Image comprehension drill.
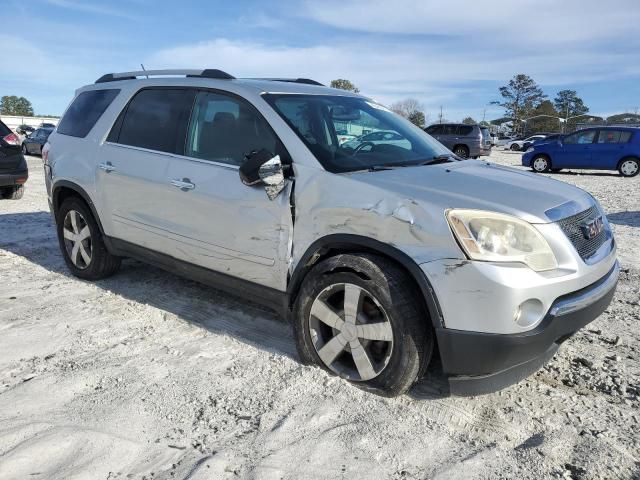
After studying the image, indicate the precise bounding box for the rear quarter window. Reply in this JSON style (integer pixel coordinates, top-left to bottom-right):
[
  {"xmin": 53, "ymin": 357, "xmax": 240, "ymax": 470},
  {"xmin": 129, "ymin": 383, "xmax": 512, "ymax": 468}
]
[
  {"xmin": 457, "ymin": 125, "xmax": 474, "ymax": 135},
  {"xmin": 57, "ymin": 89, "xmax": 120, "ymax": 138}
]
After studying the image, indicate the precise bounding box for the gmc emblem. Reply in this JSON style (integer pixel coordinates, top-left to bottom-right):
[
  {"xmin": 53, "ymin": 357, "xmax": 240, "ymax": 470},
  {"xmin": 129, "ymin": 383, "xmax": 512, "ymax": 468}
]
[{"xmin": 580, "ymin": 216, "xmax": 604, "ymax": 240}]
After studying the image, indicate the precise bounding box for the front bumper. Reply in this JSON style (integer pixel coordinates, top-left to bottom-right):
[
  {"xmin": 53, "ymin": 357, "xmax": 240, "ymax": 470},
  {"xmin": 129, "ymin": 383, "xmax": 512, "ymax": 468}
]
[
  {"xmin": 434, "ymin": 260, "xmax": 619, "ymax": 395},
  {"xmin": 521, "ymin": 151, "xmax": 534, "ymax": 166},
  {"xmin": 0, "ymin": 170, "xmax": 28, "ymax": 187}
]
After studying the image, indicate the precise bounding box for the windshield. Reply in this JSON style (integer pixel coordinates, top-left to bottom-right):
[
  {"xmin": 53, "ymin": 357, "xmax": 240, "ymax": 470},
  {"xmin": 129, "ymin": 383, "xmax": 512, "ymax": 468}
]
[{"xmin": 263, "ymin": 94, "xmax": 451, "ymax": 173}]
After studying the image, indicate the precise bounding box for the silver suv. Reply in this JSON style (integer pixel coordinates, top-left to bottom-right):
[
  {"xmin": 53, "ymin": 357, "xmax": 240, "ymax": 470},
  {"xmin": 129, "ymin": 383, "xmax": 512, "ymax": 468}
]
[
  {"xmin": 44, "ymin": 69, "xmax": 619, "ymax": 397},
  {"xmin": 424, "ymin": 123, "xmax": 492, "ymax": 158}
]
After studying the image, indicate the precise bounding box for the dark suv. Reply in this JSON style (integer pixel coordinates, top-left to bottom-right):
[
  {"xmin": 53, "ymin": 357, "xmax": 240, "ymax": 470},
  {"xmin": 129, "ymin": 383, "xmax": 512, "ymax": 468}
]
[
  {"xmin": 424, "ymin": 123, "xmax": 492, "ymax": 158},
  {"xmin": 0, "ymin": 120, "xmax": 28, "ymax": 199}
]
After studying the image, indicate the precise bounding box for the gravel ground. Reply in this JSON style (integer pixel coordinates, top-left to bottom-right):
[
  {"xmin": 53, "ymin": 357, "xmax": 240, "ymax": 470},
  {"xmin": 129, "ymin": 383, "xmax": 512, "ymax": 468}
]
[{"xmin": 0, "ymin": 151, "xmax": 638, "ymax": 480}]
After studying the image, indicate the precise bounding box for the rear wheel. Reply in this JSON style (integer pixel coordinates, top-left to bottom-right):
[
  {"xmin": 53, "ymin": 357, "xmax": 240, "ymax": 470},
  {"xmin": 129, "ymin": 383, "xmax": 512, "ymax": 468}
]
[
  {"xmin": 1, "ymin": 185, "xmax": 24, "ymax": 200},
  {"xmin": 453, "ymin": 145, "xmax": 469, "ymax": 159},
  {"xmin": 293, "ymin": 254, "xmax": 432, "ymax": 397},
  {"xmin": 510, "ymin": 143, "xmax": 520, "ymax": 151},
  {"xmin": 21, "ymin": 144, "xmax": 28, "ymax": 155},
  {"xmin": 618, "ymin": 158, "xmax": 639, "ymax": 177},
  {"xmin": 56, "ymin": 196, "xmax": 121, "ymax": 280},
  {"xmin": 531, "ymin": 155, "xmax": 550, "ymax": 173}
]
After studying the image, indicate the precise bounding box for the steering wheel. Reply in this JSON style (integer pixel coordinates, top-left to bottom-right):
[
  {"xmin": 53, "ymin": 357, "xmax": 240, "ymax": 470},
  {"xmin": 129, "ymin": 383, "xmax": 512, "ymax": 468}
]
[{"xmin": 352, "ymin": 141, "xmax": 375, "ymax": 155}]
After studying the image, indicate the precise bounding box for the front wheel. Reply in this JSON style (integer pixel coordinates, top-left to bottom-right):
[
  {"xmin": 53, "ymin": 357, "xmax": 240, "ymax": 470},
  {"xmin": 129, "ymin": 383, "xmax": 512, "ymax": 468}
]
[
  {"xmin": 510, "ymin": 144, "xmax": 520, "ymax": 151},
  {"xmin": 619, "ymin": 158, "xmax": 639, "ymax": 177},
  {"xmin": 531, "ymin": 155, "xmax": 550, "ymax": 173},
  {"xmin": 1, "ymin": 185, "xmax": 24, "ymax": 200},
  {"xmin": 293, "ymin": 254, "xmax": 432, "ymax": 397}
]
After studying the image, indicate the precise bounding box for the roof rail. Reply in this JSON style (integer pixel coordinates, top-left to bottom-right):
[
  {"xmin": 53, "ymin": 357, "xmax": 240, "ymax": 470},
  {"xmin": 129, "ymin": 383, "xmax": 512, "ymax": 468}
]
[
  {"xmin": 252, "ymin": 78, "xmax": 324, "ymax": 86},
  {"xmin": 95, "ymin": 69, "xmax": 235, "ymax": 84}
]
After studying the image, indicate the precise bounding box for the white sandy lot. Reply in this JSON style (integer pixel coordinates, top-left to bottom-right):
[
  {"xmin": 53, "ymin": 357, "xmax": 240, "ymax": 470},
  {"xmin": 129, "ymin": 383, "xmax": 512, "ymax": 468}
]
[{"xmin": 0, "ymin": 150, "xmax": 638, "ymax": 480}]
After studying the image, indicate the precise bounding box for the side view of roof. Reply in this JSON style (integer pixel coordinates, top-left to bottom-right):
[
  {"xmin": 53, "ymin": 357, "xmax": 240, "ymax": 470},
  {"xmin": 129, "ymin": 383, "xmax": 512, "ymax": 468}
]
[{"xmin": 95, "ymin": 69, "xmax": 324, "ymax": 87}]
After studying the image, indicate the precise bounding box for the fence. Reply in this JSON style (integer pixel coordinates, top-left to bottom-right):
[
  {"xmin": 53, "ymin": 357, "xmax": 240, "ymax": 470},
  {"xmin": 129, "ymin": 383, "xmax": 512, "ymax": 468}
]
[{"xmin": 1, "ymin": 115, "xmax": 59, "ymax": 132}]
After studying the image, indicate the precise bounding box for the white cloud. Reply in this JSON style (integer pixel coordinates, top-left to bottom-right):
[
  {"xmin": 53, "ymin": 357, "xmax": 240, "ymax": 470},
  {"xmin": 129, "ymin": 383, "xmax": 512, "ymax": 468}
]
[
  {"xmin": 302, "ymin": 0, "xmax": 640, "ymax": 48},
  {"xmin": 146, "ymin": 36, "xmax": 640, "ymax": 120}
]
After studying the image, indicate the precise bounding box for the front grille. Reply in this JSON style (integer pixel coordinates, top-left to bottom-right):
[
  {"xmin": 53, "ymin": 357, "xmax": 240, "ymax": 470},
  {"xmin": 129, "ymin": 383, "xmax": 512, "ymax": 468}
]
[{"xmin": 556, "ymin": 205, "xmax": 608, "ymax": 260}]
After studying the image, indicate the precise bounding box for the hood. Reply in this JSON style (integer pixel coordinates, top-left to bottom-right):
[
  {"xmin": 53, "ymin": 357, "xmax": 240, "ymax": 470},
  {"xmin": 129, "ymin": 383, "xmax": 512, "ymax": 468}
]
[{"xmin": 347, "ymin": 160, "xmax": 593, "ymax": 224}]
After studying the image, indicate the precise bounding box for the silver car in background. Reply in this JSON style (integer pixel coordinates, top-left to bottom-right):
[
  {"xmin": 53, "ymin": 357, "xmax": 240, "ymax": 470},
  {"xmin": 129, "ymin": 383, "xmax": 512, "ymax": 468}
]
[
  {"xmin": 43, "ymin": 69, "xmax": 618, "ymax": 397},
  {"xmin": 424, "ymin": 123, "xmax": 492, "ymax": 158}
]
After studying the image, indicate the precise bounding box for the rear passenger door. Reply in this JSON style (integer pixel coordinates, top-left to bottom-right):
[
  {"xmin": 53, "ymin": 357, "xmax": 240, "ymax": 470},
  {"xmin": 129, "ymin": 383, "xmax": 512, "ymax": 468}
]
[
  {"xmin": 162, "ymin": 89, "xmax": 292, "ymax": 291},
  {"xmin": 97, "ymin": 88, "xmax": 196, "ymax": 252},
  {"xmin": 590, "ymin": 130, "xmax": 633, "ymax": 169}
]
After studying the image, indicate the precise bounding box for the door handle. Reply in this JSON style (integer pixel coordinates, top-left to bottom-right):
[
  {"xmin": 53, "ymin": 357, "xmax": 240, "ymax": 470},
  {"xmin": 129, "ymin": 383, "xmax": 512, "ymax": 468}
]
[
  {"xmin": 171, "ymin": 178, "xmax": 195, "ymax": 190},
  {"xmin": 98, "ymin": 162, "xmax": 116, "ymax": 173}
]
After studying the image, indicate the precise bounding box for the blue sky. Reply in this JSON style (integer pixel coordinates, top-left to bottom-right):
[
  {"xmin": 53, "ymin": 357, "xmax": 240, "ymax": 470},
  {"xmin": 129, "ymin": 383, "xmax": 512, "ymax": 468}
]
[{"xmin": 2, "ymin": 0, "xmax": 639, "ymax": 122}]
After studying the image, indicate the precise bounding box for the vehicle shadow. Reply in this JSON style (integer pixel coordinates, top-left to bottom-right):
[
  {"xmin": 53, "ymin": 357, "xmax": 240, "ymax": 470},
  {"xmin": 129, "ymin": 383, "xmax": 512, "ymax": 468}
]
[
  {"xmin": 0, "ymin": 211, "xmax": 451, "ymax": 399},
  {"xmin": 550, "ymin": 170, "xmax": 620, "ymax": 178},
  {"xmin": 607, "ymin": 211, "xmax": 640, "ymax": 227}
]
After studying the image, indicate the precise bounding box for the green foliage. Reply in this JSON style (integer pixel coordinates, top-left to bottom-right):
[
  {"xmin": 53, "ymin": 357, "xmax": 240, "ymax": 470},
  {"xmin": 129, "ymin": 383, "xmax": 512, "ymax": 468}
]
[
  {"xmin": 527, "ymin": 100, "xmax": 560, "ymax": 133},
  {"xmin": 330, "ymin": 79, "xmax": 360, "ymax": 93},
  {"xmin": 554, "ymin": 90, "xmax": 590, "ymax": 130},
  {"xmin": 407, "ymin": 110, "xmax": 426, "ymax": 127},
  {"xmin": 605, "ymin": 113, "xmax": 640, "ymax": 124},
  {"xmin": 496, "ymin": 74, "xmax": 546, "ymax": 132},
  {"xmin": 462, "ymin": 116, "xmax": 477, "ymax": 125},
  {"xmin": 0, "ymin": 95, "xmax": 34, "ymax": 116}
]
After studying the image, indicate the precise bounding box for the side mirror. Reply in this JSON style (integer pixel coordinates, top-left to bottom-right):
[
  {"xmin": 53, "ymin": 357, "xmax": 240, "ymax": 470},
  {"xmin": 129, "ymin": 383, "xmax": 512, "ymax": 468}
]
[{"xmin": 239, "ymin": 149, "xmax": 286, "ymax": 200}]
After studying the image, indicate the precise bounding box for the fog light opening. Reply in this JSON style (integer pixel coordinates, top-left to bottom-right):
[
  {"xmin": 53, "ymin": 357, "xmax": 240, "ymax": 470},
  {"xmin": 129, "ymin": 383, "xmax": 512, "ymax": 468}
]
[{"xmin": 514, "ymin": 299, "xmax": 544, "ymax": 328}]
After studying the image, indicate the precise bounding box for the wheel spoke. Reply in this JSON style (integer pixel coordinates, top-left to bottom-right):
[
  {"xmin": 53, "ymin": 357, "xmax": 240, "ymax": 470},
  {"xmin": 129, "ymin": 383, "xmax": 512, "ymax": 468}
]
[
  {"xmin": 63, "ymin": 228, "xmax": 75, "ymax": 240},
  {"xmin": 356, "ymin": 322, "xmax": 393, "ymax": 341},
  {"xmin": 317, "ymin": 333, "xmax": 347, "ymax": 366},
  {"xmin": 71, "ymin": 241, "xmax": 80, "ymax": 265},
  {"xmin": 343, "ymin": 284, "xmax": 361, "ymax": 324},
  {"xmin": 79, "ymin": 243, "xmax": 91, "ymax": 265},
  {"xmin": 350, "ymin": 340, "xmax": 376, "ymax": 380},
  {"xmin": 78, "ymin": 226, "xmax": 91, "ymax": 241},
  {"xmin": 311, "ymin": 300, "xmax": 344, "ymax": 330},
  {"xmin": 70, "ymin": 210, "xmax": 80, "ymax": 234}
]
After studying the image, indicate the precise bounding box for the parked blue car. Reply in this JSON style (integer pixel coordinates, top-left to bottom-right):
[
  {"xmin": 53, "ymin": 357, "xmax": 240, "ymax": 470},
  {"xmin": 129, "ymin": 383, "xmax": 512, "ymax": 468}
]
[{"xmin": 522, "ymin": 127, "xmax": 639, "ymax": 177}]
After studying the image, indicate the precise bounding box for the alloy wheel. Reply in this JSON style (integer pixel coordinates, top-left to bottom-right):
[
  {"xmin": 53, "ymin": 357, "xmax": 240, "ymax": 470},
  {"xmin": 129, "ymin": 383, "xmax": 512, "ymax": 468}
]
[
  {"xmin": 533, "ymin": 157, "xmax": 549, "ymax": 172},
  {"xmin": 308, "ymin": 283, "xmax": 394, "ymax": 381},
  {"xmin": 620, "ymin": 160, "xmax": 638, "ymax": 177},
  {"xmin": 453, "ymin": 147, "xmax": 468, "ymax": 158},
  {"xmin": 62, "ymin": 210, "xmax": 92, "ymax": 269}
]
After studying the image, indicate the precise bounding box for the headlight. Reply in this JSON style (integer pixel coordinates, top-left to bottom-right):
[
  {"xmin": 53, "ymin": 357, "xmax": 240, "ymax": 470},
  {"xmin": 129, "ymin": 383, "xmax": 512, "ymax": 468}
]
[
  {"xmin": 525, "ymin": 147, "xmax": 534, "ymax": 153},
  {"xmin": 446, "ymin": 209, "xmax": 557, "ymax": 271}
]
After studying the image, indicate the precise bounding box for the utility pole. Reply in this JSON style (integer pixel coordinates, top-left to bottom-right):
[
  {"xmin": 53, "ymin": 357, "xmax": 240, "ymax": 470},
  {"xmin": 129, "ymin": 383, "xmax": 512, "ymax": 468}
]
[{"xmin": 438, "ymin": 106, "xmax": 443, "ymax": 124}]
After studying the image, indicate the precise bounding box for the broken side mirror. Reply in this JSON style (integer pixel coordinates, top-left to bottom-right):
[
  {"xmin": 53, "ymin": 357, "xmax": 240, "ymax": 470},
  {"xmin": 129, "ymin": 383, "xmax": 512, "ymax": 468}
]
[{"xmin": 239, "ymin": 149, "xmax": 286, "ymax": 200}]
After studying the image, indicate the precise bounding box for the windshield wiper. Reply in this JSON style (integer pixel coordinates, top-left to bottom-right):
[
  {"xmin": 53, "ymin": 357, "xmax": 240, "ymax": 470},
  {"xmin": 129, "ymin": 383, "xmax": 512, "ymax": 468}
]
[{"xmin": 420, "ymin": 154, "xmax": 458, "ymax": 166}]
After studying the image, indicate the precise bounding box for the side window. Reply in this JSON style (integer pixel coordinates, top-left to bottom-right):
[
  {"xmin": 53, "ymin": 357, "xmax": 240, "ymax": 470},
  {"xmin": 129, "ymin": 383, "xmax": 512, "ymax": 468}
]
[
  {"xmin": 597, "ymin": 130, "xmax": 632, "ymax": 144},
  {"xmin": 564, "ymin": 130, "xmax": 596, "ymax": 145},
  {"xmin": 425, "ymin": 125, "xmax": 441, "ymax": 134},
  {"xmin": 113, "ymin": 89, "xmax": 195, "ymax": 154},
  {"xmin": 57, "ymin": 89, "xmax": 120, "ymax": 138},
  {"xmin": 457, "ymin": 125, "xmax": 473, "ymax": 136},
  {"xmin": 185, "ymin": 91, "xmax": 278, "ymax": 166},
  {"xmin": 441, "ymin": 125, "xmax": 457, "ymax": 135}
]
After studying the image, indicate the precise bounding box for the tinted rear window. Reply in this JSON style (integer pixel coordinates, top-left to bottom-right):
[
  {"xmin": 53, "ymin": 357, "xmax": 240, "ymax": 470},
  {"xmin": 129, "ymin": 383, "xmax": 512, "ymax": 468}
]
[
  {"xmin": 57, "ymin": 89, "xmax": 120, "ymax": 138},
  {"xmin": 480, "ymin": 127, "xmax": 490, "ymax": 138},
  {"xmin": 112, "ymin": 89, "xmax": 195, "ymax": 154},
  {"xmin": 0, "ymin": 121, "xmax": 11, "ymax": 136},
  {"xmin": 457, "ymin": 125, "xmax": 474, "ymax": 135}
]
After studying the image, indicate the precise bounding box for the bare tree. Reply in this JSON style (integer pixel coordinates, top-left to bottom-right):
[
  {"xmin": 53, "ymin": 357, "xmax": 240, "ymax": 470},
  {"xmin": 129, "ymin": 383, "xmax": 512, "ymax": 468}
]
[{"xmin": 390, "ymin": 98, "xmax": 427, "ymax": 127}]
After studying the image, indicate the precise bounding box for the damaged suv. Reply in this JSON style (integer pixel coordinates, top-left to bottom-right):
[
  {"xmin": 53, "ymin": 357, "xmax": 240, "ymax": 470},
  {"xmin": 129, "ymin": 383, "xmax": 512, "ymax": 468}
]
[{"xmin": 44, "ymin": 70, "xmax": 619, "ymax": 396}]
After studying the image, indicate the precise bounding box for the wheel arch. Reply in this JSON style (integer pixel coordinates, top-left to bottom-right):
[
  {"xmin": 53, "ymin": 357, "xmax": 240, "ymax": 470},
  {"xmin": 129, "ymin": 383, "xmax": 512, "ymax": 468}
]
[
  {"xmin": 287, "ymin": 234, "xmax": 444, "ymax": 330},
  {"xmin": 617, "ymin": 155, "xmax": 639, "ymax": 169},
  {"xmin": 52, "ymin": 180, "xmax": 105, "ymax": 235}
]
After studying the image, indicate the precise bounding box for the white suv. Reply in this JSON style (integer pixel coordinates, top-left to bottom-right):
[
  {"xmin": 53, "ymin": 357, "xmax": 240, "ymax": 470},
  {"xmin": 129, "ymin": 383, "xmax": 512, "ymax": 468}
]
[{"xmin": 44, "ymin": 69, "xmax": 619, "ymax": 397}]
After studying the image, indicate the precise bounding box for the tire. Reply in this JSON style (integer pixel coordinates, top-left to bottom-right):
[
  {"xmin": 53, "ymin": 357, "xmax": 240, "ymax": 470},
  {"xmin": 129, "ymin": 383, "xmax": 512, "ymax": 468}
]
[
  {"xmin": 56, "ymin": 196, "xmax": 121, "ymax": 280},
  {"xmin": 618, "ymin": 157, "xmax": 639, "ymax": 177},
  {"xmin": 453, "ymin": 145, "xmax": 469, "ymax": 159},
  {"xmin": 550, "ymin": 168, "xmax": 562, "ymax": 173},
  {"xmin": 510, "ymin": 144, "xmax": 520, "ymax": 151},
  {"xmin": 531, "ymin": 155, "xmax": 550, "ymax": 173},
  {"xmin": 1, "ymin": 185, "xmax": 24, "ymax": 200},
  {"xmin": 293, "ymin": 253, "xmax": 432, "ymax": 397},
  {"xmin": 21, "ymin": 144, "xmax": 28, "ymax": 155}
]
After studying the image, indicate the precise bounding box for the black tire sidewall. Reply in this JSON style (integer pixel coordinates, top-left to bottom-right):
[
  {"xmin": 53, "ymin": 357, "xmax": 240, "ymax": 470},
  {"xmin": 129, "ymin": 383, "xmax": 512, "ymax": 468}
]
[
  {"xmin": 453, "ymin": 146, "xmax": 469, "ymax": 158},
  {"xmin": 293, "ymin": 254, "xmax": 431, "ymax": 396}
]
